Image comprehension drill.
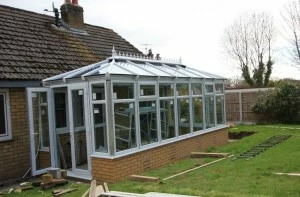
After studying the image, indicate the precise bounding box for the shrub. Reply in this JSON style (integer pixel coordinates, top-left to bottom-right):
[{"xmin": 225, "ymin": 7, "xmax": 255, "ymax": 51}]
[{"xmin": 252, "ymin": 83, "xmax": 300, "ymax": 123}]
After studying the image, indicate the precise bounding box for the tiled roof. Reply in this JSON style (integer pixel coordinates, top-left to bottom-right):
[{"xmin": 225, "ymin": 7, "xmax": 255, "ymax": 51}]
[{"xmin": 0, "ymin": 4, "xmax": 141, "ymax": 80}]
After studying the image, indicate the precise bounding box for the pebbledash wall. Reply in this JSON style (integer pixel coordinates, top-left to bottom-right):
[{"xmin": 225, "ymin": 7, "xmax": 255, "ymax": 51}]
[
  {"xmin": 92, "ymin": 128, "xmax": 228, "ymax": 183},
  {"xmin": 0, "ymin": 88, "xmax": 30, "ymax": 182}
]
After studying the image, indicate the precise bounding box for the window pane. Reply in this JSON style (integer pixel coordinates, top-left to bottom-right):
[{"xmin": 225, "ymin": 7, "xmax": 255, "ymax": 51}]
[
  {"xmin": 177, "ymin": 98, "xmax": 190, "ymax": 135},
  {"xmin": 205, "ymin": 84, "xmax": 214, "ymax": 93},
  {"xmin": 139, "ymin": 101, "xmax": 158, "ymax": 145},
  {"xmin": 159, "ymin": 84, "xmax": 173, "ymax": 97},
  {"xmin": 92, "ymin": 84, "xmax": 105, "ymax": 100},
  {"xmin": 215, "ymin": 84, "xmax": 224, "ymax": 93},
  {"xmin": 160, "ymin": 100, "xmax": 175, "ymax": 140},
  {"xmin": 176, "ymin": 84, "xmax": 189, "ymax": 96},
  {"xmin": 0, "ymin": 94, "xmax": 6, "ymax": 135},
  {"xmin": 216, "ymin": 96, "xmax": 225, "ymax": 124},
  {"xmin": 192, "ymin": 98, "xmax": 203, "ymax": 131},
  {"xmin": 205, "ymin": 96, "xmax": 215, "ymax": 128},
  {"xmin": 54, "ymin": 92, "xmax": 67, "ymax": 128},
  {"xmin": 40, "ymin": 93, "xmax": 50, "ymax": 147},
  {"xmin": 93, "ymin": 104, "xmax": 108, "ymax": 153},
  {"xmin": 114, "ymin": 102, "xmax": 136, "ymax": 152},
  {"xmin": 192, "ymin": 84, "xmax": 202, "ymax": 95},
  {"xmin": 72, "ymin": 90, "xmax": 84, "ymax": 127},
  {"xmin": 113, "ymin": 83, "xmax": 134, "ymax": 99},
  {"xmin": 140, "ymin": 85, "xmax": 155, "ymax": 96}
]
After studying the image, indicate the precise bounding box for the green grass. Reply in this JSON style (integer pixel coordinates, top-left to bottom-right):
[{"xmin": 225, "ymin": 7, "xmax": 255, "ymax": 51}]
[
  {"xmin": 3, "ymin": 124, "xmax": 299, "ymax": 196},
  {"xmin": 111, "ymin": 124, "xmax": 300, "ymax": 197}
]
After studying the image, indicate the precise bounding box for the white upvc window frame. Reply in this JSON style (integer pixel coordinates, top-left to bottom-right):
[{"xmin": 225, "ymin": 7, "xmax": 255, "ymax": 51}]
[
  {"xmin": 215, "ymin": 82, "xmax": 226, "ymax": 125},
  {"xmin": 89, "ymin": 81, "xmax": 109, "ymax": 156},
  {"xmin": 112, "ymin": 80, "xmax": 139, "ymax": 156},
  {"xmin": 175, "ymin": 82, "xmax": 192, "ymax": 136},
  {"xmin": 138, "ymin": 82, "xmax": 157, "ymax": 99},
  {"xmin": 191, "ymin": 82, "xmax": 204, "ymax": 133},
  {"xmin": 53, "ymin": 88, "xmax": 69, "ymax": 134},
  {"xmin": 0, "ymin": 89, "xmax": 12, "ymax": 141},
  {"xmin": 158, "ymin": 81, "xmax": 176, "ymax": 141},
  {"xmin": 159, "ymin": 83, "xmax": 175, "ymax": 98},
  {"xmin": 204, "ymin": 82, "xmax": 216, "ymax": 128}
]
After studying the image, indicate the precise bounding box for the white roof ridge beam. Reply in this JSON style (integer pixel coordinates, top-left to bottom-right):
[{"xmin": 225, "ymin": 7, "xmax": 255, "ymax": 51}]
[
  {"xmin": 43, "ymin": 60, "xmax": 100, "ymax": 82},
  {"xmin": 162, "ymin": 64, "xmax": 190, "ymax": 78},
  {"xmin": 43, "ymin": 69, "xmax": 79, "ymax": 82},
  {"xmin": 175, "ymin": 65, "xmax": 204, "ymax": 78},
  {"xmin": 63, "ymin": 60, "xmax": 109, "ymax": 82},
  {"xmin": 81, "ymin": 63, "xmax": 110, "ymax": 78},
  {"xmin": 107, "ymin": 59, "xmax": 115, "ymax": 74},
  {"xmin": 127, "ymin": 60, "xmax": 156, "ymax": 76},
  {"xmin": 187, "ymin": 66, "xmax": 224, "ymax": 79},
  {"xmin": 145, "ymin": 62, "xmax": 174, "ymax": 76},
  {"xmin": 113, "ymin": 60, "xmax": 138, "ymax": 75},
  {"xmin": 111, "ymin": 55, "xmax": 182, "ymax": 66}
]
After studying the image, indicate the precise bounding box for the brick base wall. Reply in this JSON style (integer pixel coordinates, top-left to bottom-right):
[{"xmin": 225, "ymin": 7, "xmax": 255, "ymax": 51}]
[
  {"xmin": 0, "ymin": 88, "xmax": 30, "ymax": 183},
  {"xmin": 92, "ymin": 128, "xmax": 228, "ymax": 183}
]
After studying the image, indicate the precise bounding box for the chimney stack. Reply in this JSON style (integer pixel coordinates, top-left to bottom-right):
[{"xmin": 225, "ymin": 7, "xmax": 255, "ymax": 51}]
[
  {"xmin": 60, "ymin": 0, "xmax": 84, "ymax": 31},
  {"xmin": 72, "ymin": 0, "xmax": 78, "ymax": 5}
]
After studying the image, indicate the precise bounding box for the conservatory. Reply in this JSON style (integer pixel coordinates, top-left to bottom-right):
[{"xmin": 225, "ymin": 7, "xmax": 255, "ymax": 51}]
[{"xmin": 27, "ymin": 49, "xmax": 227, "ymax": 181}]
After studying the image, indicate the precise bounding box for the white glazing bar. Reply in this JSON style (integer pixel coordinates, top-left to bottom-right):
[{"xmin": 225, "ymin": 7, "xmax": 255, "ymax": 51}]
[
  {"xmin": 162, "ymin": 64, "xmax": 190, "ymax": 77},
  {"xmin": 145, "ymin": 62, "xmax": 174, "ymax": 76},
  {"xmin": 127, "ymin": 60, "xmax": 157, "ymax": 76}
]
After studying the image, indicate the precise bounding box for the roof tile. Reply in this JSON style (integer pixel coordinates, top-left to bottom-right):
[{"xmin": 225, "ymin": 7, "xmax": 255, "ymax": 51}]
[{"xmin": 0, "ymin": 4, "xmax": 141, "ymax": 80}]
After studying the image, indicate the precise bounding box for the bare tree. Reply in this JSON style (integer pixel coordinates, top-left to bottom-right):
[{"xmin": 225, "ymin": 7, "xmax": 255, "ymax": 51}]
[
  {"xmin": 222, "ymin": 13, "xmax": 275, "ymax": 87},
  {"xmin": 282, "ymin": 0, "xmax": 300, "ymax": 70}
]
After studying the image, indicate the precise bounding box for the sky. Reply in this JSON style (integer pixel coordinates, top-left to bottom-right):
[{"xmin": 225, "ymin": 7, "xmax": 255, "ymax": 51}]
[{"xmin": 1, "ymin": 0, "xmax": 300, "ymax": 80}]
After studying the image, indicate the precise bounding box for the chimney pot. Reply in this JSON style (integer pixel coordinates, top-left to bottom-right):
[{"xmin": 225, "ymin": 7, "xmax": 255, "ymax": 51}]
[{"xmin": 72, "ymin": 0, "xmax": 78, "ymax": 5}]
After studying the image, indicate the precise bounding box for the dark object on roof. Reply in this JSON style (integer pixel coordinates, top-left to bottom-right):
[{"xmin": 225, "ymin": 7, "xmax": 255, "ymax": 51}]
[{"xmin": 0, "ymin": 4, "xmax": 141, "ymax": 80}]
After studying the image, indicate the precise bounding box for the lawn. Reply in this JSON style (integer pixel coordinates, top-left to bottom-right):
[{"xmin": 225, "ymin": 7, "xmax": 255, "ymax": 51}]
[
  {"xmin": 110, "ymin": 124, "xmax": 300, "ymax": 197},
  {"xmin": 2, "ymin": 124, "xmax": 299, "ymax": 197}
]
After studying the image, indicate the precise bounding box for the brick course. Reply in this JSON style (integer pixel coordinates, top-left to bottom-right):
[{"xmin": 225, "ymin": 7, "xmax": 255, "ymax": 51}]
[{"xmin": 92, "ymin": 128, "xmax": 228, "ymax": 183}]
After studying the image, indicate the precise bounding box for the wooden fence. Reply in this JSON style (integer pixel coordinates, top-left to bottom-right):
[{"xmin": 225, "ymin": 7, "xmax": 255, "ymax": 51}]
[{"xmin": 225, "ymin": 88, "xmax": 274, "ymax": 123}]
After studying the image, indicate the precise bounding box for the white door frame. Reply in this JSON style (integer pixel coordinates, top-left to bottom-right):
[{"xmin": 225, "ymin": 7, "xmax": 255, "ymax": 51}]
[
  {"xmin": 67, "ymin": 84, "xmax": 92, "ymax": 178},
  {"xmin": 27, "ymin": 88, "xmax": 55, "ymax": 176}
]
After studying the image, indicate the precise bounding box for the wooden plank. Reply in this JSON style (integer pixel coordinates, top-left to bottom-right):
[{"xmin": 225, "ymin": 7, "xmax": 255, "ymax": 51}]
[
  {"xmin": 54, "ymin": 188, "xmax": 77, "ymax": 196},
  {"xmin": 95, "ymin": 185, "xmax": 105, "ymax": 197},
  {"xmin": 145, "ymin": 192, "xmax": 198, "ymax": 197},
  {"xmin": 15, "ymin": 186, "xmax": 34, "ymax": 193},
  {"xmin": 190, "ymin": 152, "xmax": 229, "ymax": 158},
  {"xmin": 104, "ymin": 182, "xmax": 109, "ymax": 192},
  {"xmin": 102, "ymin": 191, "xmax": 147, "ymax": 197},
  {"xmin": 89, "ymin": 180, "xmax": 96, "ymax": 197},
  {"xmin": 275, "ymin": 172, "xmax": 300, "ymax": 176},
  {"xmin": 40, "ymin": 179, "xmax": 68, "ymax": 189},
  {"xmin": 163, "ymin": 155, "xmax": 234, "ymax": 181},
  {"xmin": 82, "ymin": 188, "xmax": 90, "ymax": 197},
  {"xmin": 130, "ymin": 175, "xmax": 159, "ymax": 182},
  {"xmin": 52, "ymin": 189, "xmax": 64, "ymax": 194}
]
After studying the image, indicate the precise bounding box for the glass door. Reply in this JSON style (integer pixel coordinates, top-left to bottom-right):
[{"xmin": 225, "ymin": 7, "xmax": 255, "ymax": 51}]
[
  {"xmin": 27, "ymin": 88, "xmax": 54, "ymax": 176},
  {"xmin": 68, "ymin": 85, "xmax": 91, "ymax": 178}
]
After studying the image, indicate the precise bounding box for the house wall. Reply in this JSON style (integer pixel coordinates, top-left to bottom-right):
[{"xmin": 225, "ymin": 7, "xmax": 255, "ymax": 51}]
[
  {"xmin": 0, "ymin": 88, "xmax": 30, "ymax": 183},
  {"xmin": 92, "ymin": 127, "xmax": 228, "ymax": 183}
]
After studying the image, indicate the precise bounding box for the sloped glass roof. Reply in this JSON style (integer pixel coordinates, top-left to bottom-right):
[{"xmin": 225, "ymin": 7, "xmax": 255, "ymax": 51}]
[{"xmin": 43, "ymin": 50, "xmax": 225, "ymax": 83}]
